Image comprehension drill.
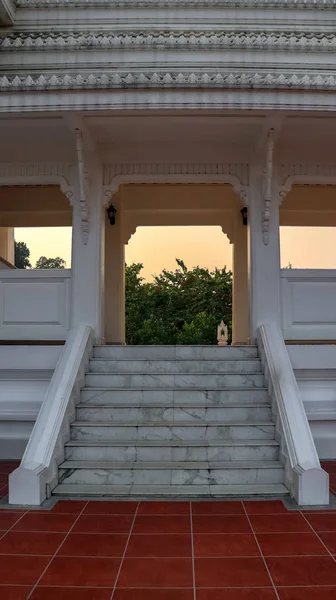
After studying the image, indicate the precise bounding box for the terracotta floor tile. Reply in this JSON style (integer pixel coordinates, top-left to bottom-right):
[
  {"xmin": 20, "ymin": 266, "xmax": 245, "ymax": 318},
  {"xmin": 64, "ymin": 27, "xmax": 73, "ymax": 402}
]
[
  {"xmin": 40, "ymin": 556, "xmax": 120, "ymax": 587},
  {"xmin": 126, "ymin": 533, "xmax": 192, "ymax": 557},
  {"xmin": 197, "ymin": 590, "xmax": 277, "ymax": 600},
  {"xmin": 117, "ymin": 557, "xmax": 193, "ymax": 587},
  {"xmin": 133, "ymin": 515, "xmax": 190, "ymax": 534},
  {"xmin": 193, "ymin": 515, "xmax": 251, "ymax": 534},
  {"xmin": 329, "ymin": 474, "xmax": 336, "ymax": 485},
  {"xmin": 0, "ymin": 531, "xmax": 65, "ymax": 555},
  {"xmin": 30, "ymin": 587, "xmax": 112, "ymax": 599},
  {"xmin": 114, "ymin": 591, "xmax": 194, "ymax": 600},
  {"xmin": 84, "ymin": 501, "xmax": 138, "ymax": 515},
  {"xmin": 257, "ymin": 532, "xmax": 328, "ymax": 556},
  {"xmin": 57, "ymin": 532, "xmax": 128, "ymax": 557},
  {"xmin": 72, "ymin": 514, "xmax": 133, "ymax": 534},
  {"xmin": 50, "ymin": 501, "xmax": 87, "ymax": 514},
  {"xmin": 277, "ymin": 586, "xmax": 336, "ymax": 600},
  {"xmin": 305, "ymin": 513, "xmax": 336, "ymax": 532},
  {"xmin": 0, "ymin": 586, "xmax": 32, "ymax": 600},
  {"xmin": 0, "ymin": 512, "xmax": 25, "ymax": 531},
  {"xmin": 0, "ymin": 475, "xmax": 9, "ymax": 485},
  {"xmin": 193, "ymin": 533, "xmax": 260, "ymax": 557},
  {"xmin": 192, "ymin": 501, "xmax": 244, "ymax": 515},
  {"xmin": 319, "ymin": 531, "xmax": 336, "ymax": 553},
  {"xmin": 138, "ymin": 502, "xmax": 190, "ymax": 516},
  {"xmin": 0, "ymin": 484, "xmax": 8, "ymax": 497},
  {"xmin": 243, "ymin": 501, "xmax": 288, "ymax": 515},
  {"xmin": 0, "ymin": 555, "xmax": 49, "ymax": 585},
  {"xmin": 195, "ymin": 557, "xmax": 271, "ymax": 587},
  {"xmin": 266, "ymin": 555, "xmax": 336, "ymax": 586},
  {"xmin": 249, "ymin": 514, "xmax": 310, "ymax": 534},
  {"xmin": 13, "ymin": 513, "xmax": 76, "ymax": 533}
]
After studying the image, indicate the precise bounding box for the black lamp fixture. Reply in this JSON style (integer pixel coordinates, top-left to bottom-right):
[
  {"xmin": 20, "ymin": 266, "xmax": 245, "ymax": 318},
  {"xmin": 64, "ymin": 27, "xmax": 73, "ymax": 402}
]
[
  {"xmin": 107, "ymin": 204, "xmax": 117, "ymax": 225},
  {"xmin": 240, "ymin": 206, "xmax": 248, "ymax": 226}
]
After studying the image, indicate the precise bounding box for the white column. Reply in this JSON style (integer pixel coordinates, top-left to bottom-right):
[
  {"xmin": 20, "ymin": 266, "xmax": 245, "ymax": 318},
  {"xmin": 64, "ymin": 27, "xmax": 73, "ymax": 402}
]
[
  {"xmin": 232, "ymin": 211, "xmax": 249, "ymax": 344},
  {"xmin": 248, "ymin": 166, "xmax": 281, "ymax": 342},
  {"xmin": 70, "ymin": 166, "xmax": 105, "ymax": 342},
  {"xmin": 104, "ymin": 197, "xmax": 125, "ymax": 344},
  {"xmin": 0, "ymin": 227, "xmax": 14, "ymax": 264}
]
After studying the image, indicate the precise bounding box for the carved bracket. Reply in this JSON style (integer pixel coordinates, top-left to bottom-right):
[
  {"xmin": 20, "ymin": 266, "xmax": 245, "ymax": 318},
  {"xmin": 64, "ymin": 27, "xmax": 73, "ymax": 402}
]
[
  {"xmin": 75, "ymin": 129, "xmax": 89, "ymax": 244},
  {"xmin": 262, "ymin": 129, "xmax": 275, "ymax": 245}
]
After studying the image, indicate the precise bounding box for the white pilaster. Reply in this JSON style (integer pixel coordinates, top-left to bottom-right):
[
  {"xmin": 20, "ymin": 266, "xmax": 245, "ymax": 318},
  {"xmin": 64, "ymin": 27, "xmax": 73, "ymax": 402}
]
[
  {"xmin": 248, "ymin": 165, "xmax": 281, "ymax": 342},
  {"xmin": 104, "ymin": 198, "xmax": 125, "ymax": 344},
  {"xmin": 232, "ymin": 211, "xmax": 249, "ymax": 345},
  {"xmin": 70, "ymin": 164, "xmax": 105, "ymax": 342},
  {"xmin": 0, "ymin": 227, "xmax": 14, "ymax": 264}
]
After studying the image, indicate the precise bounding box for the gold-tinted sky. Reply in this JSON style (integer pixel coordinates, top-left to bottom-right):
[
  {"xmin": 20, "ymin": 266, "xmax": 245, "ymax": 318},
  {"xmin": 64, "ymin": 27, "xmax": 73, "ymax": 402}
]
[{"xmin": 15, "ymin": 226, "xmax": 336, "ymax": 278}]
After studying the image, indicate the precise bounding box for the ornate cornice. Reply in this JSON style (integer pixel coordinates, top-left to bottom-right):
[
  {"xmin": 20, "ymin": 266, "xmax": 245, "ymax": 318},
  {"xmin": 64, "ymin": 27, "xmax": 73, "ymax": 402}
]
[
  {"xmin": 1, "ymin": 71, "xmax": 336, "ymax": 91},
  {"xmin": 14, "ymin": 0, "xmax": 336, "ymax": 8},
  {"xmin": 2, "ymin": 31, "xmax": 336, "ymax": 52}
]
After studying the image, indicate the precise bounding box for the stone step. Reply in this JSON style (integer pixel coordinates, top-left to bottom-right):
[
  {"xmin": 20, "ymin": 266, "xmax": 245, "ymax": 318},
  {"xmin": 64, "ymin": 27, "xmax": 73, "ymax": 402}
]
[
  {"xmin": 53, "ymin": 482, "xmax": 289, "ymax": 498},
  {"xmin": 85, "ymin": 373, "xmax": 265, "ymax": 389},
  {"xmin": 81, "ymin": 388, "xmax": 269, "ymax": 405},
  {"xmin": 65, "ymin": 438, "xmax": 280, "ymax": 462},
  {"xmin": 70, "ymin": 421, "xmax": 275, "ymax": 441},
  {"xmin": 89, "ymin": 359, "xmax": 261, "ymax": 375},
  {"xmin": 93, "ymin": 345, "xmax": 258, "ymax": 360},
  {"xmin": 58, "ymin": 460, "xmax": 284, "ymax": 486},
  {"xmin": 76, "ymin": 404, "xmax": 272, "ymax": 423}
]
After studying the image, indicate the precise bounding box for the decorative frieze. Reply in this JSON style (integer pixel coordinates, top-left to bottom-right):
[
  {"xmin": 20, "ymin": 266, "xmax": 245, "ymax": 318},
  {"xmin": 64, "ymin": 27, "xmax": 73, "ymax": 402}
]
[
  {"xmin": 2, "ymin": 31, "xmax": 336, "ymax": 52},
  {"xmin": 2, "ymin": 71, "xmax": 336, "ymax": 91},
  {"xmin": 14, "ymin": 0, "xmax": 336, "ymax": 8},
  {"xmin": 0, "ymin": 162, "xmax": 74, "ymax": 200}
]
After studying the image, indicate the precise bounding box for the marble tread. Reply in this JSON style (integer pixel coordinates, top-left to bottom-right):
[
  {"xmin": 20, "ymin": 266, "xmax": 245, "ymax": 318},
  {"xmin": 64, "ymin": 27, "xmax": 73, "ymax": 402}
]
[
  {"xmin": 93, "ymin": 345, "xmax": 259, "ymax": 360},
  {"xmin": 89, "ymin": 358, "xmax": 262, "ymax": 374},
  {"xmin": 60, "ymin": 459, "xmax": 283, "ymax": 469},
  {"xmin": 53, "ymin": 483, "xmax": 289, "ymax": 498}
]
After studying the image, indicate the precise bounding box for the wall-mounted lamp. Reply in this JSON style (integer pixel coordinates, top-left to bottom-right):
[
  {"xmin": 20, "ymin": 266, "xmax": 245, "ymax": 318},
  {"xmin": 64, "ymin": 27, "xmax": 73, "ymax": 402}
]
[
  {"xmin": 240, "ymin": 206, "xmax": 248, "ymax": 226},
  {"xmin": 107, "ymin": 204, "xmax": 117, "ymax": 225}
]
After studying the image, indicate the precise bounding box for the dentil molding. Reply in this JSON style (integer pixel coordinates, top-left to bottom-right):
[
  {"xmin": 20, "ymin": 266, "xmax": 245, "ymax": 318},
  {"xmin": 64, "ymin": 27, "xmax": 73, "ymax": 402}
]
[
  {"xmin": 2, "ymin": 31, "xmax": 336, "ymax": 52},
  {"xmin": 2, "ymin": 71, "xmax": 336, "ymax": 91},
  {"xmin": 14, "ymin": 0, "xmax": 336, "ymax": 8}
]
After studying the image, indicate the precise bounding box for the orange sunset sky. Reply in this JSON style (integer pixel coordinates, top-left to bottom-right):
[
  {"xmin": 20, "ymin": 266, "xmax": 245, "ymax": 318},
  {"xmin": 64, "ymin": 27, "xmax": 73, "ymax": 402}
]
[{"xmin": 14, "ymin": 226, "xmax": 336, "ymax": 279}]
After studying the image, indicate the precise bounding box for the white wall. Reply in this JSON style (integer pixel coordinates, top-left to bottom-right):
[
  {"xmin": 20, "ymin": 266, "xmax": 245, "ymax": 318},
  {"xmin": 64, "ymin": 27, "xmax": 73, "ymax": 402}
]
[
  {"xmin": 288, "ymin": 345, "xmax": 336, "ymax": 458},
  {"xmin": 0, "ymin": 269, "xmax": 71, "ymax": 340},
  {"xmin": 0, "ymin": 345, "xmax": 62, "ymax": 458},
  {"xmin": 281, "ymin": 269, "xmax": 336, "ymax": 340}
]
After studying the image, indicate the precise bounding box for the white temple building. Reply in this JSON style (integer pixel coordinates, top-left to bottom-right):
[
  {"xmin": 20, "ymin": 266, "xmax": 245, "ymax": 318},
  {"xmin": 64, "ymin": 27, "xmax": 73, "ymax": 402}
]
[{"xmin": 0, "ymin": 0, "xmax": 335, "ymax": 506}]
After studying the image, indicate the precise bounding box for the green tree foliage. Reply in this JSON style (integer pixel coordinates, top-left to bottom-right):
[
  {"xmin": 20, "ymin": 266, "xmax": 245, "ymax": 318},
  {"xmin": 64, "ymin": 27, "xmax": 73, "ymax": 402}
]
[
  {"xmin": 126, "ymin": 259, "xmax": 232, "ymax": 345},
  {"xmin": 14, "ymin": 241, "xmax": 31, "ymax": 269},
  {"xmin": 35, "ymin": 256, "xmax": 66, "ymax": 269}
]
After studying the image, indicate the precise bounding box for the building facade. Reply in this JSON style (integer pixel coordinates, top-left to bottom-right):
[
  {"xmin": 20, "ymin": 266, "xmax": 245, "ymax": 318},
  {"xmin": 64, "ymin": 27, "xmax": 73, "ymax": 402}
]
[{"xmin": 0, "ymin": 0, "xmax": 336, "ymax": 505}]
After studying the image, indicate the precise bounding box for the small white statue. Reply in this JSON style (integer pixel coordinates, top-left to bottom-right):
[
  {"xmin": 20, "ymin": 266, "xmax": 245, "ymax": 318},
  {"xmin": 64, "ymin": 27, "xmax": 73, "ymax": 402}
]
[{"xmin": 217, "ymin": 320, "xmax": 228, "ymax": 346}]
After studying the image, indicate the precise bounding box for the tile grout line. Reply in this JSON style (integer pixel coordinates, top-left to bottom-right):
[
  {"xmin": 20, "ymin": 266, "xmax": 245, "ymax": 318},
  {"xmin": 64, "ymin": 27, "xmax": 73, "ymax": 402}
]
[
  {"xmin": 300, "ymin": 510, "xmax": 336, "ymax": 563},
  {"xmin": 110, "ymin": 501, "xmax": 140, "ymax": 600},
  {"xmin": 190, "ymin": 501, "xmax": 197, "ymax": 600},
  {"xmin": 0, "ymin": 509, "xmax": 29, "ymax": 542},
  {"xmin": 25, "ymin": 500, "xmax": 90, "ymax": 600},
  {"xmin": 242, "ymin": 502, "xmax": 281, "ymax": 600}
]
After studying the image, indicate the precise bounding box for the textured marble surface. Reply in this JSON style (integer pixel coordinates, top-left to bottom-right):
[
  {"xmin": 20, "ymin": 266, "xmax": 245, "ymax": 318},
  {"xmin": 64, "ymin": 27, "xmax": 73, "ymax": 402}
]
[
  {"xmin": 89, "ymin": 358, "xmax": 262, "ymax": 374},
  {"xmin": 81, "ymin": 388, "xmax": 269, "ymax": 405},
  {"xmin": 70, "ymin": 422, "xmax": 275, "ymax": 441},
  {"xmin": 85, "ymin": 372, "xmax": 265, "ymax": 389},
  {"xmin": 76, "ymin": 404, "xmax": 272, "ymax": 423},
  {"xmin": 93, "ymin": 345, "xmax": 259, "ymax": 360}
]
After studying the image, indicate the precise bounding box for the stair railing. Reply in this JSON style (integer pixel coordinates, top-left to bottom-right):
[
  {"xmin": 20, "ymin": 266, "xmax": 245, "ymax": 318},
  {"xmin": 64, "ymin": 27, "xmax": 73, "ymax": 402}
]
[
  {"xmin": 258, "ymin": 323, "xmax": 329, "ymax": 506},
  {"xmin": 9, "ymin": 324, "xmax": 93, "ymax": 505}
]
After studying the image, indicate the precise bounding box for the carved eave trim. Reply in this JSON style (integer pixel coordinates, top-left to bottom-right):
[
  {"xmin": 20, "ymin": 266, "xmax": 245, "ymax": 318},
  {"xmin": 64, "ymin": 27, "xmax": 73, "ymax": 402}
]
[
  {"xmin": 262, "ymin": 129, "xmax": 275, "ymax": 245},
  {"xmin": 103, "ymin": 163, "xmax": 249, "ymax": 207},
  {"xmin": 2, "ymin": 72, "xmax": 336, "ymax": 92},
  {"xmin": 3, "ymin": 32, "xmax": 336, "ymax": 52},
  {"xmin": 75, "ymin": 129, "xmax": 89, "ymax": 244},
  {"xmin": 14, "ymin": 0, "xmax": 336, "ymax": 8},
  {"xmin": 0, "ymin": 162, "xmax": 74, "ymax": 202},
  {"xmin": 278, "ymin": 163, "xmax": 336, "ymax": 202}
]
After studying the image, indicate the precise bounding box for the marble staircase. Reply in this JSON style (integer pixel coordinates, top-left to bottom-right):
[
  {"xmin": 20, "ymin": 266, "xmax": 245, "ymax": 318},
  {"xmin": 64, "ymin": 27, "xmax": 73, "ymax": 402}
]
[{"xmin": 53, "ymin": 345, "xmax": 288, "ymax": 498}]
